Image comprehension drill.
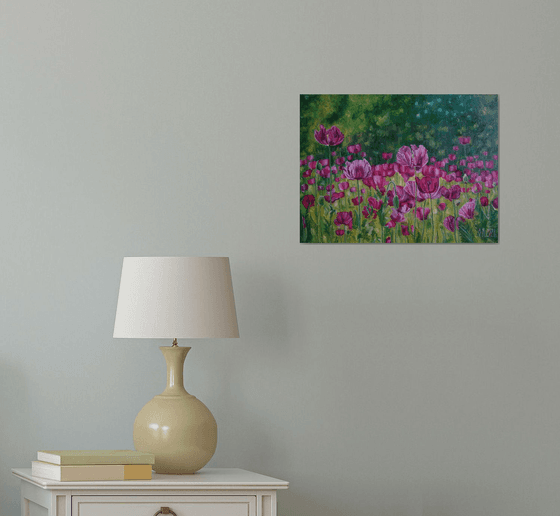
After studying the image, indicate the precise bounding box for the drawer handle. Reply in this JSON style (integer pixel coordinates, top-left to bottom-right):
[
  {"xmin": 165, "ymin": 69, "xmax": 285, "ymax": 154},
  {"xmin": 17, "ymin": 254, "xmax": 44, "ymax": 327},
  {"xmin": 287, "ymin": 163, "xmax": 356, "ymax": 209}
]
[{"xmin": 154, "ymin": 508, "xmax": 177, "ymax": 516}]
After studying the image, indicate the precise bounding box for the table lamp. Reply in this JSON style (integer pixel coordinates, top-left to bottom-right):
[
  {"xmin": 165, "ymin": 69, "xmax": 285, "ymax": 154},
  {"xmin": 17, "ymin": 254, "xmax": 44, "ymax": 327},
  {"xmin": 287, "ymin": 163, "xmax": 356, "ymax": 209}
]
[{"xmin": 113, "ymin": 257, "xmax": 239, "ymax": 474}]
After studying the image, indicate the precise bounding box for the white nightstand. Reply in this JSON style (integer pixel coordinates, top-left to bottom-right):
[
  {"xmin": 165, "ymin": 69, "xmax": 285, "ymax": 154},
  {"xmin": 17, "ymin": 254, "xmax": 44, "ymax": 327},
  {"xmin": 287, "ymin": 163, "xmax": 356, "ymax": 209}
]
[{"xmin": 12, "ymin": 467, "xmax": 288, "ymax": 516}]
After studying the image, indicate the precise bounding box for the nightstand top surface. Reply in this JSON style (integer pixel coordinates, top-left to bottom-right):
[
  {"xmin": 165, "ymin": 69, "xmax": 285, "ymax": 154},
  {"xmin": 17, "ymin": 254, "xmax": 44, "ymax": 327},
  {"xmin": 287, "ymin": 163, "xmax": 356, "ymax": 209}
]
[{"xmin": 12, "ymin": 467, "xmax": 289, "ymax": 490}]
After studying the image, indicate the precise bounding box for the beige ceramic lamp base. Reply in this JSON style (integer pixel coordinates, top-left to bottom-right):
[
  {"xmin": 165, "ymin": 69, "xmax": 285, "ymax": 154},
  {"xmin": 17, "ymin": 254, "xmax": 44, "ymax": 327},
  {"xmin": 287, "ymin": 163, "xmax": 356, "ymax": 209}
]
[{"xmin": 133, "ymin": 346, "xmax": 217, "ymax": 474}]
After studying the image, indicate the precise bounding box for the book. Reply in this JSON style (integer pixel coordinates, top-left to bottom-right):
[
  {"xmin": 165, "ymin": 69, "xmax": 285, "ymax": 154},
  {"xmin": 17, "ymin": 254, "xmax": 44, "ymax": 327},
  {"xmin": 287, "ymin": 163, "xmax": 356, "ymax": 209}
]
[
  {"xmin": 31, "ymin": 461, "xmax": 153, "ymax": 481},
  {"xmin": 37, "ymin": 450, "xmax": 155, "ymax": 466}
]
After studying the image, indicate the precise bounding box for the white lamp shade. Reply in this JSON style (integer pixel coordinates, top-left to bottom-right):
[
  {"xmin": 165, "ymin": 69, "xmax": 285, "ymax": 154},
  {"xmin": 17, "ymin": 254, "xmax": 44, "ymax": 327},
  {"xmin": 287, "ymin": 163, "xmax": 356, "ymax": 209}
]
[{"xmin": 113, "ymin": 257, "xmax": 239, "ymax": 339}]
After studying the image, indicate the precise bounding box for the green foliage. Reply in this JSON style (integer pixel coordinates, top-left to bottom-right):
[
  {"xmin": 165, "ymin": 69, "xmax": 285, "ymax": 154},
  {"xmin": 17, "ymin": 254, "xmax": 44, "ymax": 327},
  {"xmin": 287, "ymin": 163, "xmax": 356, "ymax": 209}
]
[{"xmin": 300, "ymin": 94, "xmax": 498, "ymax": 160}]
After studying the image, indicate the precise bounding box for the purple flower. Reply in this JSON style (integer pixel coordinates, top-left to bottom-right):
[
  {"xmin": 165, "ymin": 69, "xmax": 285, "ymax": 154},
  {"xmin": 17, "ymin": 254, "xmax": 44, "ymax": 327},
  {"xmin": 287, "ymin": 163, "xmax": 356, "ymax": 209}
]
[
  {"xmin": 314, "ymin": 125, "xmax": 345, "ymax": 146},
  {"xmin": 368, "ymin": 197, "xmax": 383, "ymax": 210},
  {"xmin": 351, "ymin": 196, "xmax": 363, "ymax": 206},
  {"xmin": 459, "ymin": 199, "xmax": 476, "ymax": 220},
  {"xmin": 480, "ymin": 196, "xmax": 489, "ymax": 206},
  {"xmin": 301, "ymin": 194, "xmax": 315, "ymax": 209},
  {"xmin": 441, "ymin": 184, "xmax": 461, "ymax": 200},
  {"xmin": 343, "ymin": 159, "xmax": 373, "ymax": 180},
  {"xmin": 396, "ymin": 145, "xmax": 429, "ymax": 172},
  {"xmin": 416, "ymin": 207, "xmax": 431, "ymax": 220},
  {"xmin": 339, "ymin": 181, "xmax": 350, "ymax": 191},
  {"xmin": 335, "ymin": 229, "xmax": 345, "ymax": 236},
  {"xmin": 334, "ymin": 211, "xmax": 353, "ymax": 230},
  {"xmin": 443, "ymin": 216, "xmax": 457, "ymax": 232},
  {"xmin": 458, "ymin": 136, "xmax": 471, "ymax": 145},
  {"xmin": 415, "ymin": 176, "xmax": 441, "ymax": 198},
  {"xmin": 492, "ymin": 198, "xmax": 498, "ymax": 210}
]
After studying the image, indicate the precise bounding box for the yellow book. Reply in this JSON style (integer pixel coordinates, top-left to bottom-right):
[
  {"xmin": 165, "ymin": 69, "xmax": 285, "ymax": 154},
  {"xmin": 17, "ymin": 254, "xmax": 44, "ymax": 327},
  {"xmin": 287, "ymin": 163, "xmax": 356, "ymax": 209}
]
[
  {"xmin": 31, "ymin": 461, "xmax": 152, "ymax": 481},
  {"xmin": 37, "ymin": 450, "xmax": 155, "ymax": 466}
]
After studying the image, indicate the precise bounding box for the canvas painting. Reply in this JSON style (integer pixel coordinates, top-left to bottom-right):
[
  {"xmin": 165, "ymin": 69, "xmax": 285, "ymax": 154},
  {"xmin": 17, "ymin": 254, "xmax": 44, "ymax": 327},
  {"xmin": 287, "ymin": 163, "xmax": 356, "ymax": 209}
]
[{"xmin": 300, "ymin": 94, "xmax": 499, "ymax": 243}]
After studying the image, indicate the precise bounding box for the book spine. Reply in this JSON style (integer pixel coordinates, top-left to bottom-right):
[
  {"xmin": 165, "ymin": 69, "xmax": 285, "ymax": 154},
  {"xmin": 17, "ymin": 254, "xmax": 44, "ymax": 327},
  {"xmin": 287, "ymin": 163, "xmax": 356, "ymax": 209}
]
[{"xmin": 31, "ymin": 462, "xmax": 152, "ymax": 481}]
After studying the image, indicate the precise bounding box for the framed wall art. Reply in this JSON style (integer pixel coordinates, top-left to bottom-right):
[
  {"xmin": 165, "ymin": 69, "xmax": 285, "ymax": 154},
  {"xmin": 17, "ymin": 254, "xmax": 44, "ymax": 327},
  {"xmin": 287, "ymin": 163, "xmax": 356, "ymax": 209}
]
[{"xmin": 300, "ymin": 94, "xmax": 498, "ymax": 244}]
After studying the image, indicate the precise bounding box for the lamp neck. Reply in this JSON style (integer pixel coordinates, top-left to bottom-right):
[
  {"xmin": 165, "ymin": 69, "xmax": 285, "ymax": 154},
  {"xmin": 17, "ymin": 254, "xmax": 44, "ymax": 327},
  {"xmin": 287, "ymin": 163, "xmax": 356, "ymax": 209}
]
[{"xmin": 160, "ymin": 346, "xmax": 191, "ymax": 395}]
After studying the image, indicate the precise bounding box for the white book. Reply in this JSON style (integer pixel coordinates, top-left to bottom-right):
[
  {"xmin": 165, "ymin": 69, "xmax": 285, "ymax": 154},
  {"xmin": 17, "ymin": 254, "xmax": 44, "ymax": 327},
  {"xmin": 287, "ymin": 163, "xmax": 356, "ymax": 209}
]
[{"xmin": 37, "ymin": 450, "xmax": 155, "ymax": 466}]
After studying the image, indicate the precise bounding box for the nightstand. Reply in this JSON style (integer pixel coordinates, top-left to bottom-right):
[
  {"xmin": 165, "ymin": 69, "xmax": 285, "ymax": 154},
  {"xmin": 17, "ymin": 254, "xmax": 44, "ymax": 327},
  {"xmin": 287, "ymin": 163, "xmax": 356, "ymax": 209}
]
[{"xmin": 12, "ymin": 467, "xmax": 288, "ymax": 516}]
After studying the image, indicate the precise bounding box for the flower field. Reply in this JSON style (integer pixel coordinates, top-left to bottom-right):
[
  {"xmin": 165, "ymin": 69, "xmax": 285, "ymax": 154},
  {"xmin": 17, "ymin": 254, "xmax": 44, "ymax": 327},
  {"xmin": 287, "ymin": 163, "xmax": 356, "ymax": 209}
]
[{"xmin": 300, "ymin": 95, "xmax": 498, "ymax": 244}]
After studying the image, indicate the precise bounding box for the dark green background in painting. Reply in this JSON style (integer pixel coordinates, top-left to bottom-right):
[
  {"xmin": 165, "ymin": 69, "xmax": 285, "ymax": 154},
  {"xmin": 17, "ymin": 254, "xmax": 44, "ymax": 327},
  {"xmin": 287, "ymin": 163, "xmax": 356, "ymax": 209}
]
[{"xmin": 300, "ymin": 94, "xmax": 498, "ymax": 161}]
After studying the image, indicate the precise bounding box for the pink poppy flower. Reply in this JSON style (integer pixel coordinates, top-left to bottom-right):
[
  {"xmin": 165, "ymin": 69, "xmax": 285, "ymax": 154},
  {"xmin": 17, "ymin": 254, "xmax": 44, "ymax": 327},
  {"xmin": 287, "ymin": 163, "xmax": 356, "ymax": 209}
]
[
  {"xmin": 492, "ymin": 198, "xmax": 498, "ymax": 209},
  {"xmin": 343, "ymin": 159, "xmax": 373, "ymax": 180},
  {"xmin": 308, "ymin": 178, "xmax": 316, "ymax": 185},
  {"xmin": 368, "ymin": 197, "xmax": 383, "ymax": 210},
  {"xmin": 308, "ymin": 161, "xmax": 317, "ymax": 169},
  {"xmin": 301, "ymin": 184, "xmax": 308, "ymax": 192},
  {"xmin": 480, "ymin": 196, "xmax": 489, "ymax": 206},
  {"xmin": 448, "ymin": 154, "xmax": 457, "ymax": 161},
  {"xmin": 334, "ymin": 211, "xmax": 353, "ymax": 230},
  {"xmin": 485, "ymin": 160, "xmax": 494, "ymax": 169},
  {"xmin": 382, "ymin": 152, "xmax": 393, "ymax": 160},
  {"xmin": 385, "ymin": 221, "xmax": 396, "ymax": 228},
  {"xmin": 314, "ymin": 125, "xmax": 345, "ymax": 146},
  {"xmin": 318, "ymin": 186, "xmax": 324, "ymax": 191},
  {"xmin": 458, "ymin": 136, "xmax": 471, "ymax": 145},
  {"xmin": 350, "ymin": 186, "xmax": 357, "ymax": 193},
  {"xmin": 371, "ymin": 210, "xmax": 378, "ymax": 219},
  {"xmin": 347, "ymin": 145, "xmax": 356, "ymax": 153},
  {"xmin": 415, "ymin": 176, "xmax": 441, "ymax": 198},
  {"xmin": 453, "ymin": 145, "xmax": 459, "ymax": 151},
  {"xmin": 351, "ymin": 196, "xmax": 363, "ymax": 206},
  {"xmin": 397, "ymin": 144, "xmax": 429, "ymax": 172},
  {"xmin": 300, "ymin": 159, "xmax": 307, "ymax": 167},
  {"xmin": 301, "ymin": 194, "xmax": 315, "ymax": 209},
  {"xmin": 416, "ymin": 207, "xmax": 431, "ymax": 220},
  {"xmin": 362, "ymin": 206, "xmax": 369, "ymax": 217},
  {"xmin": 401, "ymin": 225, "xmax": 411, "ymax": 236},
  {"xmin": 354, "ymin": 144, "xmax": 362, "ymax": 153},
  {"xmin": 335, "ymin": 157, "xmax": 346, "ymax": 165},
  {"xmin": 395, "ymin": 164, "xmax": 415, "ymax": 181},
  {"xmin": 360, "ymin": 152, "xmax": 366, "ymax": 158},
  {"xmin": 483, "ymin": 151, "xmax": 488, "ymax": 156},
  {"xmin": 317, "ymin": 168, "xmax": 331, "ymax": 179},
  {"xmin": 385, "ymin": 237, "xmax": 391, "ymax": 243},
  {"xmin": 339, "ymin": 182, "xmax": 350, "ymax": 191},
  {"xmin": 443, "ymin": 216, "xmax": 457, "ymax": 232},
  {"xmin": 307, "ymin": 155, "xmax": 314, "ymax": 161},
  {"xmin": 459, "ymin": 199, "xmax": 476, "ymax": 219},
  {"xmin": 325, "ymin": 192, "xmax": 345, "ymax": 203},
  {"xmin": 335, "ymin": 229, "xmax": 345, "ymax": 236},
  {"xmin": 459, "ymin": 159, "xmax": 466, "ymax": 167},
  {"xmin": 493, "ymin": 155, "xmax": 498, "ymax": 160},
  {"xmin": 441, "ymin": 184, "xmax": 461, "ymax": 200},
  {"xmin": 318, "ymin": 159, "xmax": 329, "ymax": 167},
  {"xmin": 438, "ymin": 202, "xmax": 446, "ymax": 211},
  {"xmin": 302, "ymin": 169, "xmax": 312, "ymax": 178}
]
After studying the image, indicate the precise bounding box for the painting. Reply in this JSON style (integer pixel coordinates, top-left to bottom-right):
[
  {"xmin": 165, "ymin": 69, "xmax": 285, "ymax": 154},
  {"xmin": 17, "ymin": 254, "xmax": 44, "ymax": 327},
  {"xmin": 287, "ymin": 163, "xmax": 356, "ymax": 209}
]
[{"xmin": 300, "ymin": 95, "xmax": 499, "ymax": 243}]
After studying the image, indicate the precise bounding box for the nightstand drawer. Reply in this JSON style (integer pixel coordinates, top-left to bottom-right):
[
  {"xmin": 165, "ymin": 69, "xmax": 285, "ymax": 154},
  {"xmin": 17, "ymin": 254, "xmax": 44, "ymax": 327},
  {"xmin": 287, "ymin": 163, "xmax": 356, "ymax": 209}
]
[{"xmin": 72, "ymin": 496, "xmax": 256, "ymax": 516}]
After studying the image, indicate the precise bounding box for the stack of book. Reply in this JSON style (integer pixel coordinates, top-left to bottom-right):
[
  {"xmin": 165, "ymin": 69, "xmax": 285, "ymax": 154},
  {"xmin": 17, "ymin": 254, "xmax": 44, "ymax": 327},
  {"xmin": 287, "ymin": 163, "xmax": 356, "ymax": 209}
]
[{"xmin": 31, "ymin": 450, "xmax": 155, "ymax": 481}]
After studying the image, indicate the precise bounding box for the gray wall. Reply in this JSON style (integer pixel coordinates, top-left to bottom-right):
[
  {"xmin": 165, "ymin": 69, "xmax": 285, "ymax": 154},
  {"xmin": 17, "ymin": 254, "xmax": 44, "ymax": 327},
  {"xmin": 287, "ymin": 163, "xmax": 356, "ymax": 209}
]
[{"xmin": 1, "ymin": 1, "xmax": 559, "ymax": 515}]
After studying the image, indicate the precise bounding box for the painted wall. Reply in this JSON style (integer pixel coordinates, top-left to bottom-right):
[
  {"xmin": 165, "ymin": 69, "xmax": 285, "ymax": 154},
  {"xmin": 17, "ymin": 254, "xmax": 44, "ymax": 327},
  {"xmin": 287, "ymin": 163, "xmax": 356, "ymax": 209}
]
[{"xmin": 1, "ymin": 1, "xmax": 559, "ymax": 515}]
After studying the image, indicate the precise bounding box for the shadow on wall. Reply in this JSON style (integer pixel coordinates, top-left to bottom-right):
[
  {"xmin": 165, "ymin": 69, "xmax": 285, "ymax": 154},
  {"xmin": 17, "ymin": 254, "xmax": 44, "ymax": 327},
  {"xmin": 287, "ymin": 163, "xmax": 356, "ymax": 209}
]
[{"xmin": 0, "ymin": 361, "xmax": 33, "ymax": 516}]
